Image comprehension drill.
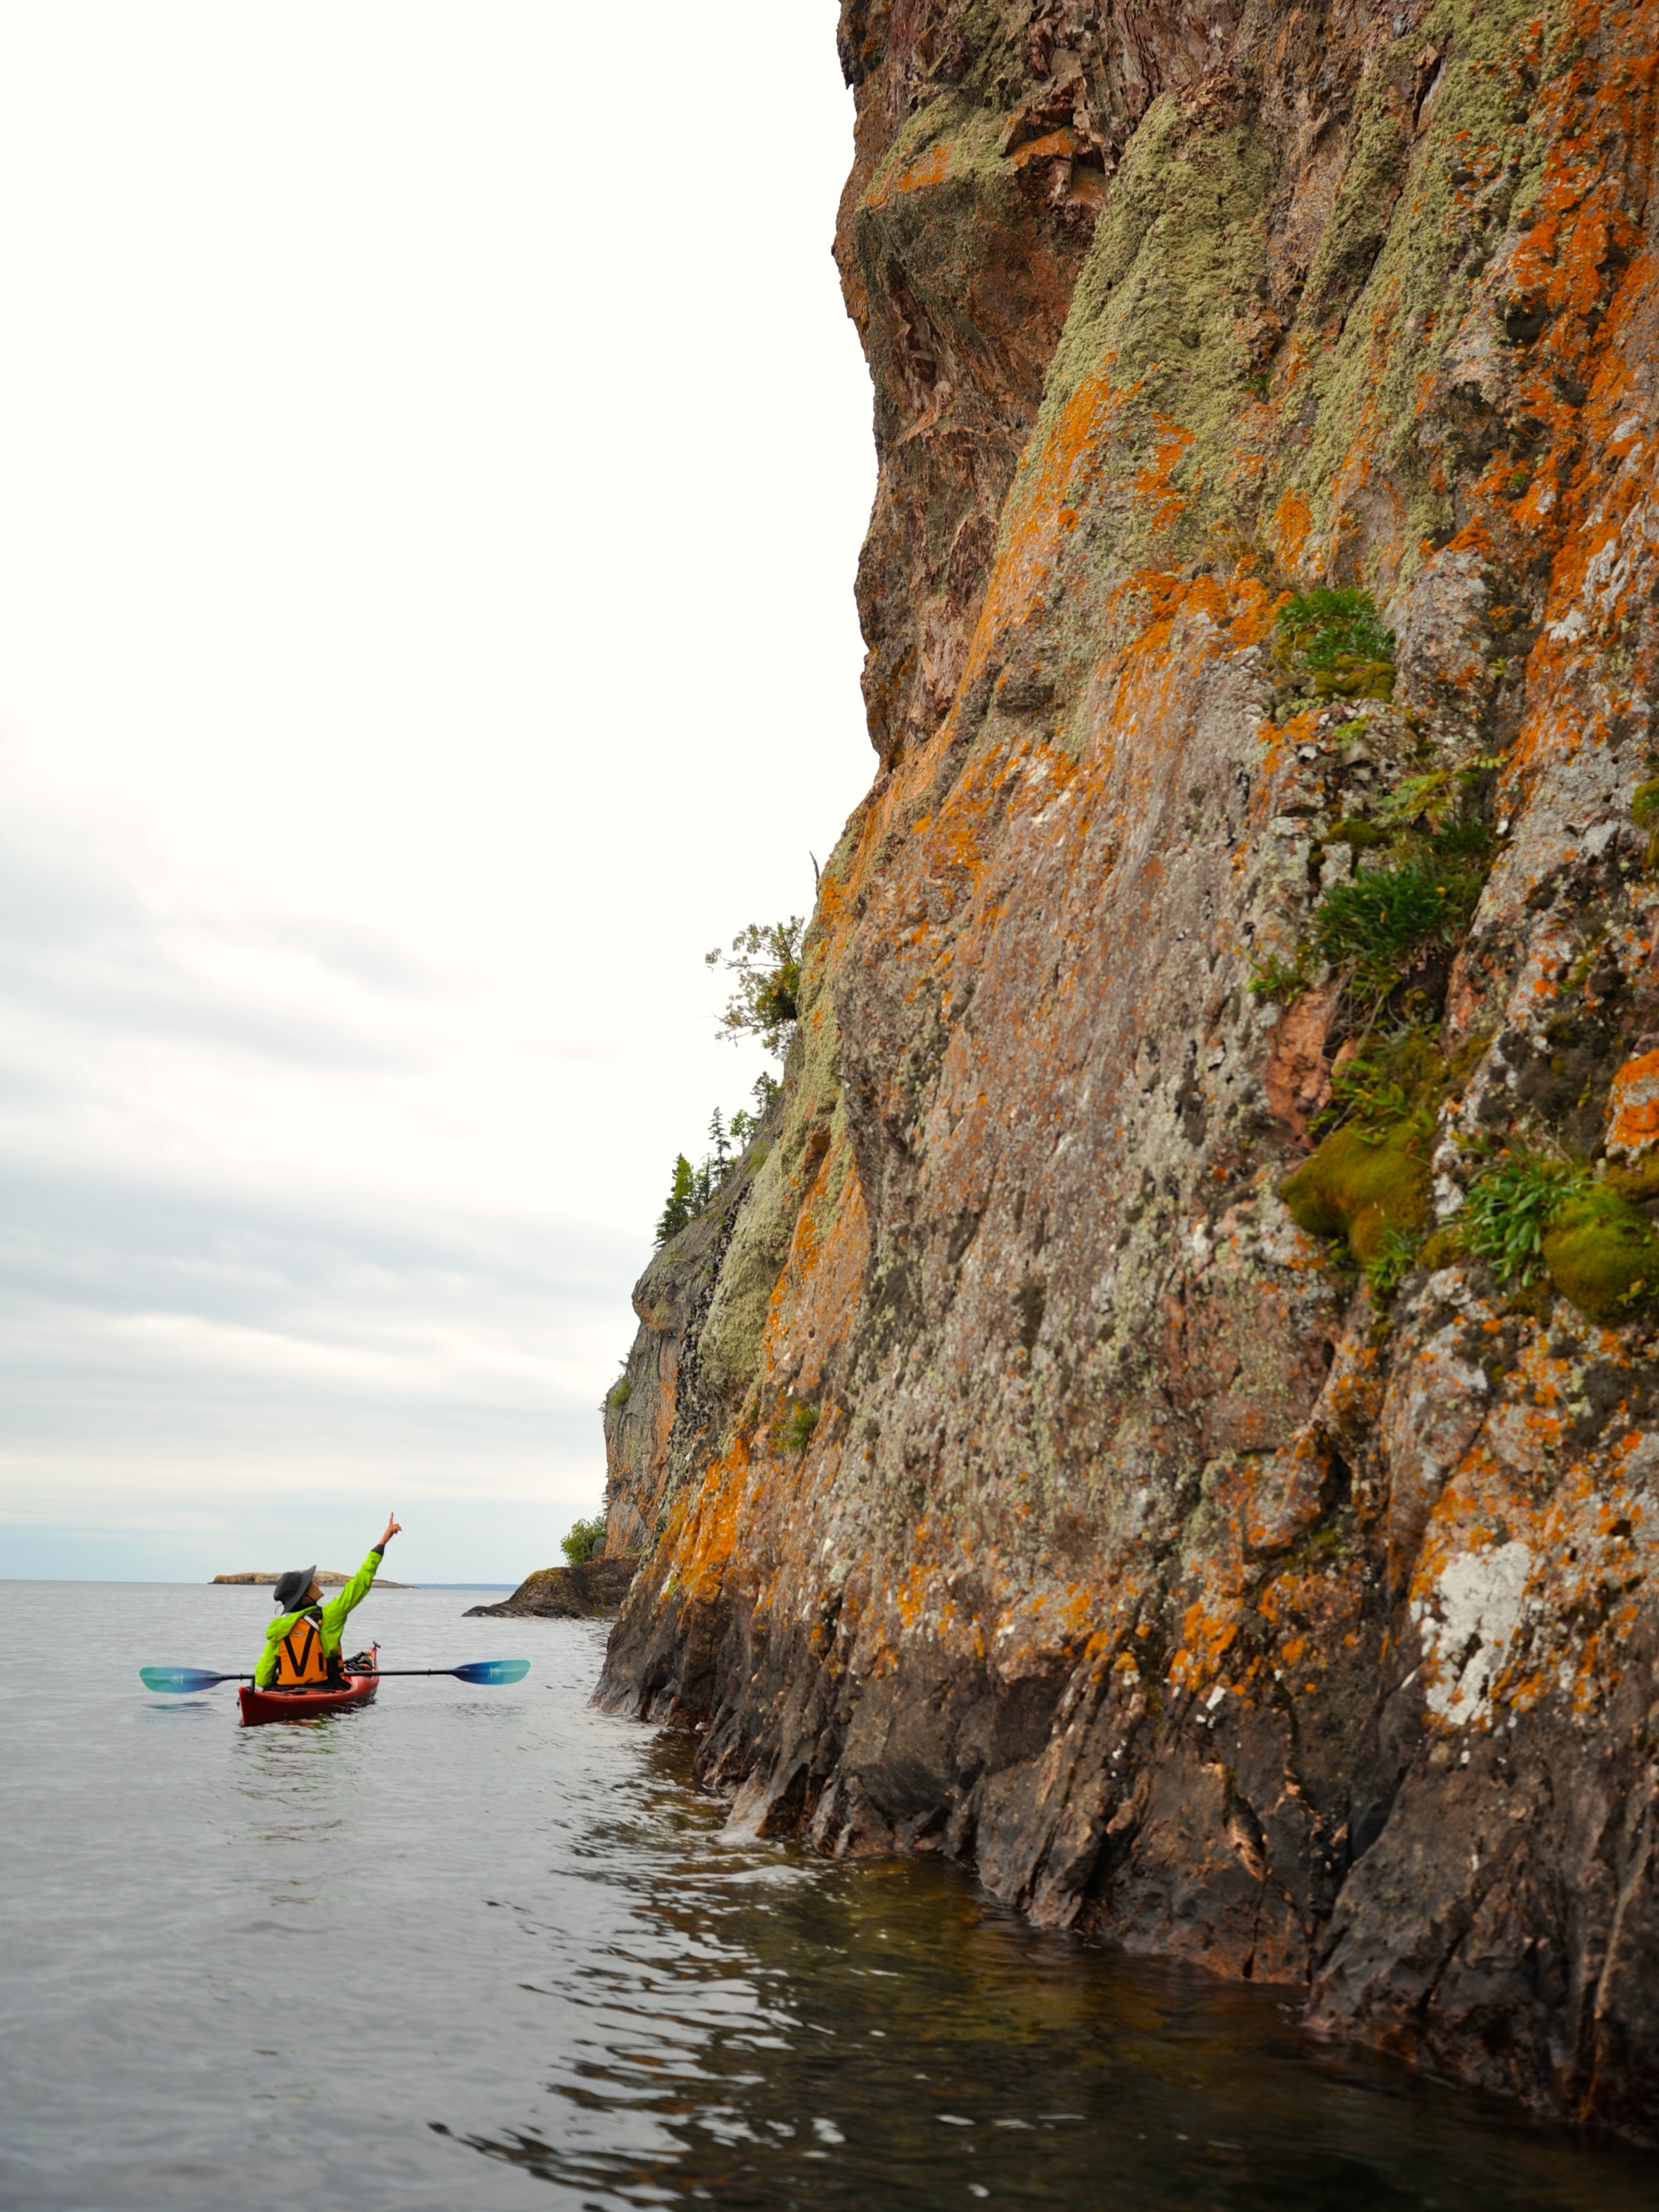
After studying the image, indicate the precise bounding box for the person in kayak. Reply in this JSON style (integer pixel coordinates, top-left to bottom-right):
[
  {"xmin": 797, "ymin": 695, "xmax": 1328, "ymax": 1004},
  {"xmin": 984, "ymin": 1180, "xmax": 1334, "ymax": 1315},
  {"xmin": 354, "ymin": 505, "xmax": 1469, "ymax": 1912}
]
[{"xmin": 254, "ymin": 1515, "xmax": 402, "ymax": 1690}]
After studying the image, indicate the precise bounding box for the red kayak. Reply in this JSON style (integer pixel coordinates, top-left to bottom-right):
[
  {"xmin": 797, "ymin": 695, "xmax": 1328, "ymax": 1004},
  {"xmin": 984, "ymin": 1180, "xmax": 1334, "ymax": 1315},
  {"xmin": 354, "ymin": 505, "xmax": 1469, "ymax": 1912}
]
[{"xmin": 238, "ymin": 1646, "xmax": 379, "ymax": 1727}]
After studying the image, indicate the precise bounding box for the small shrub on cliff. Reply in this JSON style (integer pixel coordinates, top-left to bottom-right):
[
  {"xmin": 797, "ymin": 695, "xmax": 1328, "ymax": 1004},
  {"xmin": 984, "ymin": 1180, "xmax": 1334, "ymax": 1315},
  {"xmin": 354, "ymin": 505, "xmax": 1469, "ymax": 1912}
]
[
  {"xmin": 707, "ymin": 918, "xmax": 805, "ymax": 1058},
  {"xmin": 780, "ymin": 1401, "xmax": 819, "ymax": 1453},
  {"xmin": 561, "ymin": 1514, "xmax": 605, "ymax": 1565},
  {"xmin": 730, "ymin": 1071, "xmax": 779, "ymax": 1149},
  {"xmin": 652, "ymin": 1080, "xmax": 781, "ymax": 1249}
]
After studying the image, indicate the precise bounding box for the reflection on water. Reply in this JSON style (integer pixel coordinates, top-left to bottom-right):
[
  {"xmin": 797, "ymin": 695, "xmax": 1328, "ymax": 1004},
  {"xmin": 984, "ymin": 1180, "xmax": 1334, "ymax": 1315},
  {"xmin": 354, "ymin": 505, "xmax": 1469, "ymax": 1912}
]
[{"xmin": 1, "ymin": 1583, "xmax": 1652, "ymax": 2211}]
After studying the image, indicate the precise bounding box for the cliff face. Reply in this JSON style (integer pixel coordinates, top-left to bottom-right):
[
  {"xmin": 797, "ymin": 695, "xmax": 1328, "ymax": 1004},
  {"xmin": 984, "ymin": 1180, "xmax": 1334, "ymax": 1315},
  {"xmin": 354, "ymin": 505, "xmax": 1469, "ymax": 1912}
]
[{"xmin": 598, "ymin": 0, "xmax": 1659, "ymax": 2137}]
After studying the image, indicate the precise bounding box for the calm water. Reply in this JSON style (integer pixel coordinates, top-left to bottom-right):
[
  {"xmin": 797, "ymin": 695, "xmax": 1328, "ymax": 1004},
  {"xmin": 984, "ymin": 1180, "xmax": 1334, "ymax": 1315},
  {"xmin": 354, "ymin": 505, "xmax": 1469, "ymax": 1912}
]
[{"xmin": 2, "ymin": 1583, "xmax": 1654, "ymax": 2211}]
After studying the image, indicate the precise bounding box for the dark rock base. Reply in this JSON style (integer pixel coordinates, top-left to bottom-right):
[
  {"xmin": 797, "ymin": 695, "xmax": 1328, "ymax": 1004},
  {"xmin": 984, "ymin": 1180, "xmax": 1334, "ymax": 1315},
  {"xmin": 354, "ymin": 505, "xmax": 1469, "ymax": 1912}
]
[{"xmin": 466, "ymin": 1555, "xmax": 640, "ymax": 1619}]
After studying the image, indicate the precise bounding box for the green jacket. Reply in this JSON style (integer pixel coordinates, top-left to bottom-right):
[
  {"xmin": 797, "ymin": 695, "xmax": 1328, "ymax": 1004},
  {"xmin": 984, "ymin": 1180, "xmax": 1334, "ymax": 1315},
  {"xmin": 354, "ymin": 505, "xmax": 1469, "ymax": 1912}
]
[{"xmin": 254, "ymin": 1548, "xmax": 385, "ymax": 1686}]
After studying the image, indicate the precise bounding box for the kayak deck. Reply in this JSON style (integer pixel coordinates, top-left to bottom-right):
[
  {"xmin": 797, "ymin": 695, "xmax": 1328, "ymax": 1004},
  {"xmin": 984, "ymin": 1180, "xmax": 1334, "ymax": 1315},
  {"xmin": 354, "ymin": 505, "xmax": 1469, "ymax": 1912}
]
[{"xmin": 238, "ymin": 1646, "xmax": 379, "ymax": 1726}]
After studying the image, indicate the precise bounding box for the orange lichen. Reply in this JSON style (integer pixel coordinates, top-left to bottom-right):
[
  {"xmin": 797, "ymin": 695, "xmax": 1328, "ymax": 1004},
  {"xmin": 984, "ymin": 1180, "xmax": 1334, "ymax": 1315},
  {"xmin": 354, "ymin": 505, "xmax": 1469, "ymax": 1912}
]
[{"xmin": 1607, "ymin": 1051, "xmax": 1659, "ymax": 1159}]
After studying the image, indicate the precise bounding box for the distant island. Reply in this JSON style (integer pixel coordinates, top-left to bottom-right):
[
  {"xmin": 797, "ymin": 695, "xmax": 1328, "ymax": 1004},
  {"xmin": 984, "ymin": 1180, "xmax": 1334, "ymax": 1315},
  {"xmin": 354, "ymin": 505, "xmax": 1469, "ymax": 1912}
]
[{"xmin": 212, "ymin": 1570, "xmax": 413, "ymax": 1588}]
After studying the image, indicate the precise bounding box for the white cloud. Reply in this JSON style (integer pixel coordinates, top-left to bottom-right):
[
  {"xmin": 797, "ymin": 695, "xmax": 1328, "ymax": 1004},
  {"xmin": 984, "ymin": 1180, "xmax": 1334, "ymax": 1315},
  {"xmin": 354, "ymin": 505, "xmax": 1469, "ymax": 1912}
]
[{"xmin": 0, "ymin": 0, "xmax": 874, "ymax": 1581}]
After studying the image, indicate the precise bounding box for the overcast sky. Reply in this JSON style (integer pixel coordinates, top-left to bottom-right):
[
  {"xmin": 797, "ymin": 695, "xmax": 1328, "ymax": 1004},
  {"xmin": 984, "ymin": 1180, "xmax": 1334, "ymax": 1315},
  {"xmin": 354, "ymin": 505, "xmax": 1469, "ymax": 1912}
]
[{"xmin": 0, "ymin": 2, "xmax": 874, "ymax": 1583}]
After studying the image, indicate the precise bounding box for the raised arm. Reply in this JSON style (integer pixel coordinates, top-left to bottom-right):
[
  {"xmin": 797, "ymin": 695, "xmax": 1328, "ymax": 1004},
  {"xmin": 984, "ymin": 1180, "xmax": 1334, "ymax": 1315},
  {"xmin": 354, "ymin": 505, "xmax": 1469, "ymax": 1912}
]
[{"xmin": 320, "ymin": 1515, "xmax": 402, "ymax": 1636}]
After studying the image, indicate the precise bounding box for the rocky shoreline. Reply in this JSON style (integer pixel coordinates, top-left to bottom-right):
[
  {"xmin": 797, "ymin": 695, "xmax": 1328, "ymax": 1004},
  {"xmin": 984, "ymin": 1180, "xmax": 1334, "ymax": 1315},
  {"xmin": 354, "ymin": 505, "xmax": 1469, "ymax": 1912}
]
[{"xmin": 465, "ymin": 1555, "xmax": 640, "ymax": 1619}]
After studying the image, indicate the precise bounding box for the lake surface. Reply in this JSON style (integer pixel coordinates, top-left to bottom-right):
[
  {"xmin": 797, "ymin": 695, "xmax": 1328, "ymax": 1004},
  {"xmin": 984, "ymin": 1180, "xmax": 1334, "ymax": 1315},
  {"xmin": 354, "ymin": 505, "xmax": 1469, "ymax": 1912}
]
[{"xmin": 2, "ymin": 1580, "xmax": 1654, "ymax": 2211}]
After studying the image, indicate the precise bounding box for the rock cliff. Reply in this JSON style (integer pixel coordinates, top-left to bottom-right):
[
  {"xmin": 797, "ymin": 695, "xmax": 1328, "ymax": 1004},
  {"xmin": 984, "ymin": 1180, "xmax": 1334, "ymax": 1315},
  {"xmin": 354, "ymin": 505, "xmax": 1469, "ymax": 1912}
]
[{"xmin": 597, "ymin": 0, "xmax": 1659, "ymax": 2139}]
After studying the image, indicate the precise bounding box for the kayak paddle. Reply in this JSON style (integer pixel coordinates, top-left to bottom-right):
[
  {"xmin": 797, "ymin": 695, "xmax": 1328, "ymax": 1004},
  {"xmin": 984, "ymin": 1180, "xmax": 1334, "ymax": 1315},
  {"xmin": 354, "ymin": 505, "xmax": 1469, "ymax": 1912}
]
[
  {"xmin": 140, "ymin": 1658, "xmax": 529, "ymax": 1693},
  {"xmin": 141, "ymin": 1668, "xmax": 251, "ymax": 1692}
]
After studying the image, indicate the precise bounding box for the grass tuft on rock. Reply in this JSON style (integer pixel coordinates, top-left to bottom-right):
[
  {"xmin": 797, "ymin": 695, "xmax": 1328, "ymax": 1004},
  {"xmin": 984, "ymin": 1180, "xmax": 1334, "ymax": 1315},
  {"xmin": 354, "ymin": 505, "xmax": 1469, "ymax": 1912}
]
[
  {"xmin": 1276, "ymin": 586, "xmax": 1395, "ymax": 698},
  {"xmin": 1311, "ymin": 859, "xmax": 1484, "ymax": 1009}
]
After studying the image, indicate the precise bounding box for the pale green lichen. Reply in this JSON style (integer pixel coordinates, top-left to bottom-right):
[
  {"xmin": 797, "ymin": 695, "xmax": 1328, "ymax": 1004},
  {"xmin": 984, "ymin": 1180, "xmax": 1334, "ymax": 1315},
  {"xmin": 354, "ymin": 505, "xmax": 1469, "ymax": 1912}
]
[
  {"xmin": 1034, "ymin": 94, "xmax": 1273, "ymax": 571},
  {"xmin": 1291, "ymin": 0, "xmax": 1556, "ymax": 577}
]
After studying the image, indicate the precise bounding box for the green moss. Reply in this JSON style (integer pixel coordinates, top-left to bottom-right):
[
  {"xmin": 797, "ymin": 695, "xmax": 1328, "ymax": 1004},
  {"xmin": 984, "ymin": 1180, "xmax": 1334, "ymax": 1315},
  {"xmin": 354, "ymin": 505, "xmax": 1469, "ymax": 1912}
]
[
  {"xmin": 1542, "ymin": 1186, "xmax": 1659, "ymax": 1325},
  {"xmin": 1610, "ymin": 1155, "xmax": 1659, "ymax": 1207},
  {"xmin": 1630, "ymin": 777, "xmax": 1659, "ymax": 830},
  {"xmin": 1282, "ymin": 1121, "xmax": 1433, "ymax": 1263},
  {"xmin": 1417, "ymin": 1223, "xmax": 1469, "ymax": 1272},
  {"xmin": 1329, "ymin": 816, "xmax": 1390, "ymax": 850},
  {"xmin": 1318, "ymin": 1022, "xmax": 1446, "ymax": 1138}
]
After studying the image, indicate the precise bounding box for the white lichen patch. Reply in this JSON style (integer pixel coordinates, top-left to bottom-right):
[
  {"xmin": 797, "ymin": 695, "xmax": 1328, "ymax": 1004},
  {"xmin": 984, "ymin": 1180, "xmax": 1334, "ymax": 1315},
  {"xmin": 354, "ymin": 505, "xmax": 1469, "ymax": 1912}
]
[{"xmin": 1412, "ymin": 1540, "xmax": 1534, "ymax": 1725}]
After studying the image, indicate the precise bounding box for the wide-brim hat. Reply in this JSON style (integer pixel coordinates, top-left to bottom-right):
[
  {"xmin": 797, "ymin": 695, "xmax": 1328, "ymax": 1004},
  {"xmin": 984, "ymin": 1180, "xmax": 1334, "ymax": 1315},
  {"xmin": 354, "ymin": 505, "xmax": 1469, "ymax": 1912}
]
[{"xmin": 272, "ymin": 1566, "xmax": 317, "ymax": 1611}]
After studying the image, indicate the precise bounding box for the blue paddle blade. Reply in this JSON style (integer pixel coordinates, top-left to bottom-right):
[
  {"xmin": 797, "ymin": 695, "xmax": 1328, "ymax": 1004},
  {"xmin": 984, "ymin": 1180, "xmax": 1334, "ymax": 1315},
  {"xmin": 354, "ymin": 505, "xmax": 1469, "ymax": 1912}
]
[
  {"xmin": 451, "ymin": 1658, "xmax": 529, "ymax": 1685},
  {"xmin": 140, "ymin": 1666, "xmax": 224, "ymax": 1694}
]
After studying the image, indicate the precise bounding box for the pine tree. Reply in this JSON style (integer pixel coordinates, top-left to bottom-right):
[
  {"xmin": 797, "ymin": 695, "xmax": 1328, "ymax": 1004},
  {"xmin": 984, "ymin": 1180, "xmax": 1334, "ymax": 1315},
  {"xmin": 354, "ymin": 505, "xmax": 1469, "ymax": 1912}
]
[{"xmin": 654, "ymin": 1155, "xmax": 696, "ymax": 1246}]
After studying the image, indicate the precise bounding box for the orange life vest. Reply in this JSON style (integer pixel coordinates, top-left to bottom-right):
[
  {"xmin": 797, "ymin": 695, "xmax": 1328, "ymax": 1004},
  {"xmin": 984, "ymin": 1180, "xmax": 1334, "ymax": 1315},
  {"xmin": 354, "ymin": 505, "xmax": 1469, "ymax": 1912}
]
[{"xmin": 272, "ymin": 1612, "xmax": 332, "ymax": 1688}]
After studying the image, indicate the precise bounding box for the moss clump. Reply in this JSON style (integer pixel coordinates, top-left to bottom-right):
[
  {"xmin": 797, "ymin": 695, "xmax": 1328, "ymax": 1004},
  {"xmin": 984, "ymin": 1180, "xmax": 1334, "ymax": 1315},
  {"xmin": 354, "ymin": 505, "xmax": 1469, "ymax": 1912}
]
[
  {"xmin": 1630, "ymin": 777, "xmax": 1659, "ymax": 830},
  {"xmin": 1329, "ymin": 815, "xmax": 1391, "ymax": 851},
  {"xmin": 1541, "ymin": 1186, "xmax": 1659, "ymax": 1325},
  {"xmin": 1416, "ymin": 1224, "xmax": 1469, "ymax": 1272},
  {"xmin": 1282, "ymin": 1121, "xmax": 1433, "ymax": 1263},
  {"xmin": 1452, "ymin": 1152, "xmax": 1659, "ymax": 1323},
  {"xmin": 1317, "ymin": 1022, "xmax": 1447, "ymax": 1138}
]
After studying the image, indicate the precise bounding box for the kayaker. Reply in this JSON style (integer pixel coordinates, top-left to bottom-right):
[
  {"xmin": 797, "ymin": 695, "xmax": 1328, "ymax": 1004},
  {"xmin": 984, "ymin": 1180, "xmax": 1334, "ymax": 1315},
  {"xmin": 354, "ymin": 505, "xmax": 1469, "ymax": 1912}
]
[{"xmin": 254, "ymin": 1515, "xmax": 402, "ymax": 1690}]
